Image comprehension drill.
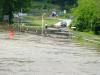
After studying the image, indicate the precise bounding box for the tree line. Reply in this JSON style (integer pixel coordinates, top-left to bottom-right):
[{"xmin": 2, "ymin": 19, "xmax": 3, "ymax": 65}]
[{"xmin": 32, "ymin": 0, "xmax": 77, "ymax": 11}]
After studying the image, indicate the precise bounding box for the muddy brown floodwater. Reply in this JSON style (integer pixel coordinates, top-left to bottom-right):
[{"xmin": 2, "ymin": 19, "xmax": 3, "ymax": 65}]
[{"xmin": 0, "ymin": 32, "xmax": 100, "ymax": 75}]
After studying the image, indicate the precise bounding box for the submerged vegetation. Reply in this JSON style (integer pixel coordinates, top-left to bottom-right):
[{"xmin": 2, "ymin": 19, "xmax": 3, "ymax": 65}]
[{"xmin": 72, "ymin": 31, "xmax": 100, "ymax": 50}]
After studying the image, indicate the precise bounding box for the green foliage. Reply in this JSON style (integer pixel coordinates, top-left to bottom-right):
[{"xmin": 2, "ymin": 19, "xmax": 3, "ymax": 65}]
[
  {"xmin": 49, "ymin": 0, "xmax": 77, "ymax": 10},
  {"xmin": 13, "ymin": 0, "xmax": 31, "ymax": 12},
  {"xmin": 72, "ymin": 0, "xmax": 100, "ymax": 34},
  {"xmin": 31, "ymin": 0, "xmax": 77, "ymax": 11},
  {"xmin": 0, "ymin": 0, "xmax": 31, "ymax": 23},
  {"xmin": 0, "ymin": 0, "xmax": 3, "ymax": 21},
  {"xmin": 31, "ymin": 1, "xmax": 59, "ymax": 10}
]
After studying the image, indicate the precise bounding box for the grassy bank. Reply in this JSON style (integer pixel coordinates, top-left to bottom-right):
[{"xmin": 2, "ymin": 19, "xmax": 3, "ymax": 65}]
[
  {"xmin": 24, "ymin": 16, "xmax": 59, "ymax": 26},
  {"xmin": 72, "ymin": 31, "xmax": 100, "ymax": 50}
]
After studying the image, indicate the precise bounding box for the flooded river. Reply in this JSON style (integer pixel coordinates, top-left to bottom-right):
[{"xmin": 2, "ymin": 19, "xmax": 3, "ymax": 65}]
[{"xmin": 0, "ymin": 32, "xmax": 100, "ymax": 75}]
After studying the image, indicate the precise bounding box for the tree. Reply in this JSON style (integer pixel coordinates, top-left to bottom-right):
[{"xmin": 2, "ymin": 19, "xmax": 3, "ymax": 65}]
[
  {"xmin": 72, "ymin": 0, "xmax": 100, "ymax": 33},
  {"xmin": 2, "ymin": 0, "xmax": 14, "ymax": 23},
  {"xmin": 1, "ymin": 0, "xmax": 31, "ymax": 24},
  {"xmin": 0, "ymin": 0, "xmax": 4, "ymax": 21},
  {"xmin": 48, "ymin": 0, "xmax": 77, "ymax": 10}
]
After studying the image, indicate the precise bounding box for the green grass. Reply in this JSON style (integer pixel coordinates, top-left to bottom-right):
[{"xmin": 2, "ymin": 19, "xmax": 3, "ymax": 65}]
[{"xmin": 24, "ymin": 16, "xmax": 59, "ymax": 27}]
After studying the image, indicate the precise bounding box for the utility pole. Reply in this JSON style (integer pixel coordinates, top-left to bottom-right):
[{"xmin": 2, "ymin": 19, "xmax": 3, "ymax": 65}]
[{"xmin": 41, "ymin": 13, "xmax": 46, "ymax": 36}]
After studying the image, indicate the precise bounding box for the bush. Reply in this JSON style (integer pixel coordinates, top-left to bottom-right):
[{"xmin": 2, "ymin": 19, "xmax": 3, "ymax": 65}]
[
  {"xmin": 72, "ymin": 0, "xmax": 100, "ymax": 33},
  {"xmin": 94, "ymin": 25, "xmax": 100, "ymax": 35}
]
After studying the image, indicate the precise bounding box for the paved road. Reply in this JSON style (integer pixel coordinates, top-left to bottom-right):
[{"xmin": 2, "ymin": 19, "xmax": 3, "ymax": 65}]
[{"xmin": 0, "ymin": 32, "xmax": 100, "ymax": 75}]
